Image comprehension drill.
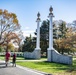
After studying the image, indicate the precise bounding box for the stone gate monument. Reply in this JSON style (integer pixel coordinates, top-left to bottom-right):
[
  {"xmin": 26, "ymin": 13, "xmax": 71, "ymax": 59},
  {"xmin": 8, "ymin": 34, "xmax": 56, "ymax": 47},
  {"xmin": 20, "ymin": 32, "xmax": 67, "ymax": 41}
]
[
  {"xmin": 24, "ymin": 6, "xmax": 72, "ymax": 65},
  {"xmin": 47, "ymin": 6, "xmax": 72, "ymax": 65},
  {"xmin": 24, "ymin": 12, "xmax": 41, "ymax": 59}
]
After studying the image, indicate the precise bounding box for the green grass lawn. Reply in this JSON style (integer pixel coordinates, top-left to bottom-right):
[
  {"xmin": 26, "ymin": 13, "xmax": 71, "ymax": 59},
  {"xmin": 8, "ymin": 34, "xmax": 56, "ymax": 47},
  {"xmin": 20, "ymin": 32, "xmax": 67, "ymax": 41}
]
[
  {"xmin": 0, "ymin": 56, "xmax": 5, "ymax": 60},
  {"xmin": 17, "ymin": 57, "xmax": 76, "ymax": 75},
  {"xmin": 17, "ymin": 60, "xmax": 76, "ymax": 74}
]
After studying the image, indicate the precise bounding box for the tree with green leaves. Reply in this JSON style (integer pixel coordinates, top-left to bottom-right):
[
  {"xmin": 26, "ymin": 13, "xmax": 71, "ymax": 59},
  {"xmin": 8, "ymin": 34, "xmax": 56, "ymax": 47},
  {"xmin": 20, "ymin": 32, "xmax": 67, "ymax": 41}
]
[
  {"xmin": 40, "ymin": 20, "xmax": 49, "ymax": 54},
  {"xmin": 22, "ymin": 34, "xmax": 36, "ymax": 52},
  {"xmin": 58, "ymin": 20, "xmax": 67, "ymax": 38},
  {"xmin": 0, "ymin": 46, "xmax": 3, "ymax": 52}
]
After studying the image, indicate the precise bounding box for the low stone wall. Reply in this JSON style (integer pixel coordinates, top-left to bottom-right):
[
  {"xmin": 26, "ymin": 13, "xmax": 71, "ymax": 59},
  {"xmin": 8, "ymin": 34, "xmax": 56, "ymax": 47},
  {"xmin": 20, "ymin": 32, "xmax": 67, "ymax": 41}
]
[
  {"xmin": 51, "ymin": 50, "xmax": 72, "ymax": 65},
  {"xmin": 11, "ymin": 52, "xmax": 23, "ymax": 57},
  {"xmin": 0, "ymin": 52, "xmax": 23, "ymax": 57},
  {"xmin": 24, "ymin": 50, "xmax": 41, "ymax": 59}
]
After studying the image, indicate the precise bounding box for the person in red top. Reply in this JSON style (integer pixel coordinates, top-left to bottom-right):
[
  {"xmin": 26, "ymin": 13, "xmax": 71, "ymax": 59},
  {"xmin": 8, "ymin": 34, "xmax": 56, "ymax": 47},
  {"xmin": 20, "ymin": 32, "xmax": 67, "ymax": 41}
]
[
  {"xmin": 5, "ymin": 51, "xmax": 10, "ymax": 67},
  {"xmin": 12, "ymin": 53, "xmax": 16, "ymax": 67}
]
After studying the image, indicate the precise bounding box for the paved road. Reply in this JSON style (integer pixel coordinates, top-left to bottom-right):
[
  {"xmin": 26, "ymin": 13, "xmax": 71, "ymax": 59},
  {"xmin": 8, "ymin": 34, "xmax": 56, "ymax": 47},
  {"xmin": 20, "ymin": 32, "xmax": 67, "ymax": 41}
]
[{"xmin": 0, "ymin": 61, "xmax": 47, "ymax": 75}]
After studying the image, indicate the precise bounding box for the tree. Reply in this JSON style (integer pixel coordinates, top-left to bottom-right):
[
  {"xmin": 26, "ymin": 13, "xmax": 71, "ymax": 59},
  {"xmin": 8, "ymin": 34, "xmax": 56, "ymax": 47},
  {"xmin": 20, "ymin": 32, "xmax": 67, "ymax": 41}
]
[
  {"xmin": 22, "ymin": 35, "xmax": 36, "ymax": 52},
  {"xmin": 8, "ymin": 43, "xmax": 15, "ymax": 52},
  {"xmin": 15, "ymin": 30, "xmax": 24, "ymax": 52},
  {"xmin": 0, "ymin": 46, "xmax": 4, "ymax": 52},
  {"xmin": 2, "ymin": 32, "xmax": 22, "ymax": 52},
  {"xmin": 54, "ymin": 28, "xmax": 76, "ymax": 54},
  {"xmin": 0, "ymin": 9, "xmax": 20, "ymax": 45},
  {"xmin": 35, "ymin": 19, "xmax": 76, "ymax": 55},
  {"xmin": 40, "ymin": 20, "xmax": 49, "ymax": 41},
  {"xmin": 58, "ymin": 20, "xmax": 67, "ymax": 38},
  {"xmin": 40, "ymin": 20, "xmax": 49, "ymax": 54},
  {"xmin": 34, "ymin": 20, "xmax": 67, "ymax": 54},
  {"xmin": 66, "ymin": 28, "xmax": 76, "ymax": 53}
]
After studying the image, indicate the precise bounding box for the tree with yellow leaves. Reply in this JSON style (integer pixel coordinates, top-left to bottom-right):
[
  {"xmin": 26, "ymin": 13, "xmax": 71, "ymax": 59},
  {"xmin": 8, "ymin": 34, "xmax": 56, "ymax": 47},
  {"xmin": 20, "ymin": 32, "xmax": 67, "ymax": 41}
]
[
  {"xmin": 0, "ymin": 9, "xmax": 20, "ymax": 44},
  {"xmin": 8, "ymin": 43, "xmax": 15, "ymax": 52},
  {"xmin": 0, "ymin": 9, "xmax": 21, "ymax": 52},
  {"xmin": 54, "ymin": 28, "xmax": 76, "ymax": 54}
]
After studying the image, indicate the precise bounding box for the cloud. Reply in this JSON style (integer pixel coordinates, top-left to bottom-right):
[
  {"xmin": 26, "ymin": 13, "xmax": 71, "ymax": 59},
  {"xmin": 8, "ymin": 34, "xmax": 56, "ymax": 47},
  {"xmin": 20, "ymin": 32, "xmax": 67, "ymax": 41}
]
[{"xmin": 22, "ymin": 30, "xmax": 35, "ymax": 37}]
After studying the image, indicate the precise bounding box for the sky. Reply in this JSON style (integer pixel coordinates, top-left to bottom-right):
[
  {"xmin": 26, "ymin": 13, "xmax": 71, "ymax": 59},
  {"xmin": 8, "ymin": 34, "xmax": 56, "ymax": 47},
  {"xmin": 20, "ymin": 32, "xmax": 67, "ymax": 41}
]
[{"xmin": 0, "ymin": 0, "xmax": 76, "ymax": 37}]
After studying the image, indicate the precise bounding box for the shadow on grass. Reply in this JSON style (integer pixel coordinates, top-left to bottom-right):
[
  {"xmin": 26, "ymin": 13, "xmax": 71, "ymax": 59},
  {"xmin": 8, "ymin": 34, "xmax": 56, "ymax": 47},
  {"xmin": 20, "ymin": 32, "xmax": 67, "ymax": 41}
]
[
  {"xmin": 16, "ymin": 57, "xmax": 25, "ymax": 60},
  {"xmin": 24, "ymin": 58, "xmax": 40, "ymax": 60}
]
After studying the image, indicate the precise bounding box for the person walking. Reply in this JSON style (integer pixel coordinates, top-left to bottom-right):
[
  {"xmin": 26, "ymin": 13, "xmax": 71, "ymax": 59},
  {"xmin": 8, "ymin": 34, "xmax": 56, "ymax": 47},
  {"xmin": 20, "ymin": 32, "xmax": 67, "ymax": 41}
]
[
  {"xmin": 12, "ymin": 53, "xmax": 16, "ymax": 67},
  {"xmin": 5, "ymin": 51, "xmax": 10, "ymax": 67}
]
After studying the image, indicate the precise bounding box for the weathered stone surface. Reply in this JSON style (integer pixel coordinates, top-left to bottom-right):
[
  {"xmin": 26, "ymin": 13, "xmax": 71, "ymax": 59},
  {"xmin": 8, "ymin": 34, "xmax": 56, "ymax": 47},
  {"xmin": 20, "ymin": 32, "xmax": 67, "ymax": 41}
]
[
  {"xmin": 24, "ymin": 49, "xmax": 41, "ymax": 59},
  {"xmin": 47, "ymin": 49, "xmax": 72, "ymax": 65}
]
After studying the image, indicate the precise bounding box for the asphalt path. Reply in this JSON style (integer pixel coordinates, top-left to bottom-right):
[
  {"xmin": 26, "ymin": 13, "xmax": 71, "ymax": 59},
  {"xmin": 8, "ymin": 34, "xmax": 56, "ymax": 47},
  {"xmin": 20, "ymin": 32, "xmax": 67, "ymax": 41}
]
[{"xmin": 0, "ymin": 61, "xmax": 48, "ymax": 75}]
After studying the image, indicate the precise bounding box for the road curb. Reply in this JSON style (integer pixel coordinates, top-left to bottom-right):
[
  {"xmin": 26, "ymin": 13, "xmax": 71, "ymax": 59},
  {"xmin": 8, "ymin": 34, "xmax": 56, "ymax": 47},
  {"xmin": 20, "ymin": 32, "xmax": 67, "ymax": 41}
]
[{"xmin": 17, "ymin": 65, "xmax": 51, "ymax": 75}]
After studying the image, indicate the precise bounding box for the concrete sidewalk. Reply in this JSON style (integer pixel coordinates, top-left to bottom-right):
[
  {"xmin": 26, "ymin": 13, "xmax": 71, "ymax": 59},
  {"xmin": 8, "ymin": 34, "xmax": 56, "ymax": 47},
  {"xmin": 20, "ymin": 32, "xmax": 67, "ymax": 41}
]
[
  {"xmin": 17, "ymin": 59, "xmax": 47, "ymax": 62},
  {"xmin": 0, "ymin": 60, "xmax": 51, "ymax": 75}
]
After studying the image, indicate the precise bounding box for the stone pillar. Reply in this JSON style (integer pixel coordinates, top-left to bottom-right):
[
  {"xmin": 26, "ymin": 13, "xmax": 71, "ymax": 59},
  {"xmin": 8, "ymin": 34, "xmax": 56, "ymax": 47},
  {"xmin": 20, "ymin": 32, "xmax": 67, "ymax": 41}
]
[
  {"xmin": 36, "ymin": 21, "xmax": 40, "ymax": 48},
  {"xmin": 34, "ymin": 12, "xmax": 41, "ymax": 59},
  {"xmin": 47, "ymin": 6, "xmax": 72, "ymax": 65},
  {"xmin": 47, "ymin": 6, "xmax": 54, "ymax": 62}
]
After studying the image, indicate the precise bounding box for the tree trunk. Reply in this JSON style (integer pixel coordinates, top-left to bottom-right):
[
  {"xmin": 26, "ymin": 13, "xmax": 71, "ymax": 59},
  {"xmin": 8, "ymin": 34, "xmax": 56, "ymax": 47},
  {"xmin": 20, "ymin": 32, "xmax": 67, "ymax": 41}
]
[{"xmin": 6, "ymin": 41, "xmax": 9, "ymax": 52}]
